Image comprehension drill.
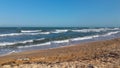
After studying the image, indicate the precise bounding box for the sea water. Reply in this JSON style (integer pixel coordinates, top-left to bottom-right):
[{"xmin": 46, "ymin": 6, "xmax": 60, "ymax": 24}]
[{"xmin": 0, "ymin": 27, "xmax": 120, "ymax": 56}]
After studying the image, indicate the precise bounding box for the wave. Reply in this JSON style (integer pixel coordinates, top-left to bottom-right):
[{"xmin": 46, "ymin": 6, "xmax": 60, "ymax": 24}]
[
  {"xmin": 0, "ymin": 38, "xmax": 45, "ymax": 46},
  {"xmin": 70, "ymin": 31, "xmax": 119, "ymax": 41},
  {"xmin": 71, "ymin": 29, "xmax": 105, "ymax": 32},
  {"xmin": 27, "ymin": 32, "xmax": 50, "ymax": 35},
  {"xmin": 51, "ymin": 40, "xmax": 69, "ymax": 43},
  {"xmin": 0, "ymin": 30, "xmax": 119, "ymax": 48},
  {"xmin": 70, "ymin": 36, "xmax": 95, "ymax": 41},
  {"xmin": 102, "ymin": 31, "xmax": 119, "ymax": 37},
  {"xmin": 18, "ymin": 39, "xmax": 70, "ymax": 49},
  {"xmin": 71, "ymin": 28, "xmax": 120, "ymax": 33},
  {"xmin": 0, "ymin": 32, "xmax": 50, "ymax": 37},
  {"xmin": 34, "ymin": 38, "xmax": 45, "ymax": 41},
  {"xmin": 113, "ymin": 28, "xmax": 119, "ymax": 30},
  {"xmin": 16, "ymin": 31, "xmax": 120, "ymax": 48},
  {"xmin": 0, "ymin": 33, "xmax": 24, "ymax": 37},
  {"xmin": 38, "ymin": 32, "xmax": 50, "ymax": 34},
  {"xmin": 18, "ymin": 42, "xmax": 51, "ymax": 48},
  {"xmin": 21, "ymin": 30, "xmax": 42, "ymax": 33},
  {"xmin": 17, "ymin": 35, "xmax": 98, "ymax": 48},
  {"xmin": 0, "ymin": 50, "xmax": 17, "ymax": 56},
  {"xmin": 51, "ymin": 29, "xmax": 68, "ymax": 33},
  {"xmin": 0, "ymin": 40, "xmax": 33, "ymax": 46},
  {"xmin": 0, "ymin": 42, "xmax": 16, "ymax": 46}
]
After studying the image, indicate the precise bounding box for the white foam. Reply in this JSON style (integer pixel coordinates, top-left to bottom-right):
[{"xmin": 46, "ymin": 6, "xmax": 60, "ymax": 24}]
[
  {"xmin": 0, "ymin": 33, "xmax": 24, "ymax": 37},
  {"xmin": 35, "ymin": 38, "xmax": 45, "ymax": 41},
  {"xmin": 70, "ymin": 36, "xmax": 93, "ymax": 41},
  {"xmin": 18, "ymin": 42, "xmax": 51, "ymax": 48},
  {"xmin": 21, "ymin": 30, "xmax": 42, "ymax": 33},
  {"xmin": 39, "ymin": 32, "xmax": 50, "ymax": 34},
  {"xmin": 0, "ymin": 40, "xmax": 34, "ymax": 46},
  {"xmin": 71, "ymin": 28, "xmax": 120, "ymax": 33},
  {"xmin": 92, "ymin": 35, "xmax": 100, "ymax": 37},
  {"xmin": 0, "ymin": 50, "xmax": 17, "ymax": 56},
  {"xmin": 19, "ymin": 40, "xmax": 33, "ymax": 44},
  {"xmin": 102, "ymin": 31, "xmax": 119, "ymax": 37},
  {"xmin": 52, "ymin": 40, "xmax": 69, "ymax": 43},
  {"xmin": 6, "ymin": 50, "xmax": 16, "ymax": 54},
  {"xmin": 107, "ymin": 28, "xmax": 120, "ymax": 30},
  {"xmin": 71, "ymin": 28, "xmax": 107, "ymax": 32},
  {"xmin": 0, "ymin": 42, "xmax": 16, "ymax": 46},
  {"xmin": 113, "ymin": 28, "xmax": 119, "ymax": 30},
  {"xmin": 0, "ymin": 38, "xmax": 46, "ymax": 47},
  {"xmin": 70, "ymin": 35, "xmax": 100, "ymax": 41},
  {"xmin": 52, "ymin": 29, "xmax": 68, "ymax": 33},
  {"xmin": 0, "ymin": 32, "xmax": 50, "ymax": 37},
  {"xmin": 22, "ymin": 32, "xmax": 50, "ymax": 35}
]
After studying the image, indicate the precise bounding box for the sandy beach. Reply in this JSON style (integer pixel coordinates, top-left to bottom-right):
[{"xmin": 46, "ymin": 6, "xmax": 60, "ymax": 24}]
[{"xmin": 0, "ymin": 38, "xmax": 120, "ymax": 68}]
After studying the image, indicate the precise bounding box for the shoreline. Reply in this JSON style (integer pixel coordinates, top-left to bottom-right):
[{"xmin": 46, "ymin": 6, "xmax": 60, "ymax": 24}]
[
  {"xmin": 0, "ymin": 37, "xmax": 114, "ymax": 57},
  {"xmin": 0, "ymin": 30, "xmax": 120, "ymax": 57},
  {"xmin": 1, "ymin": 35, "xmax": 119, "ymax": 57},
  {"xmin": 0, "ymin": 38, "xmax": 120, "ymax": 68}
]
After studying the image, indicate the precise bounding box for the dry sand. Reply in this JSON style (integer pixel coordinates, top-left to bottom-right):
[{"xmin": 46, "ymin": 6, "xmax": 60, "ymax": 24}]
[{"xmin": 0, "ymin": 38, "xmax": 120, "ymax": 68}]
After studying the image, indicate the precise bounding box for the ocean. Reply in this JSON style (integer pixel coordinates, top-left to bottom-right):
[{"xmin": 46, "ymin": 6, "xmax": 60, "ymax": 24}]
[{"xmin": 0, "ymin": 27, "xmax": 120, "ymax": 56}]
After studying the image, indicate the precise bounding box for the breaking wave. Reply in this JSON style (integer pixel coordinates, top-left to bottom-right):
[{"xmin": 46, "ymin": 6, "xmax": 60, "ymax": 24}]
[
  {"xmin": 0, "ymin": 32, "xmax": 50, "ymax": 37},
  {"xmin": 51, "ymin": 29, "xmax": 68, "ymax": 33},
  {"xmin": 17, "ymin": 31, "xmax": 120, "ymax": 48},
  {"xmin": 51, "ymin": 39, "xmax": 69, "ymax": 43},
  {"xmin": 21, "ymin": 30, "xmax": 42, "ymax": 33},
  {"xmin": 18, "ymin": 42, "xmax": 51, "ymax": 48},
  {"xmin": 70, "ymin": 35, "xmax": 99, "ymax": 41},
  {"xmin": 0, "ymin": 38, "xmax": 45, "ymax": 46},
  {"xmin": 71, "ymin": 28, "xmax": 120, "ymax": 33},
  {"xmin": 102, "ymin": 31, "xmax": 119, "ymax": 36}
]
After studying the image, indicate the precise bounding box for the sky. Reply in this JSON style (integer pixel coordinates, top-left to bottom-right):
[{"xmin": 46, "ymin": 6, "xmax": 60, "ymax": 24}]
[{"xmin": 0, "ymin": 0, "xmax": 120, "ymax": 27}]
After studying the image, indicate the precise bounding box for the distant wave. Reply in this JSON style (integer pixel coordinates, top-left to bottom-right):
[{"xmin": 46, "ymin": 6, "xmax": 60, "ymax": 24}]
[
  {"xmin": 70, "ymin": 31, "xmax": 120, "ymax": 41},
  {"xmin": 27, "ymin": 32, "xmax": 50, "ymax": 35},
  {"xmin": 71, "ymin": 29, "xmax": 105, "ymax": 32},
  {"xmin": 51, "ymin": 29, "xmax": 68, "ymax": 33},
  {"xmin": 0, "ymin": 33, "xmax": 24, "ymax": 37},
  {"xmin": 38, "ymin": 32, "xmax": 50, "ymax": 34},
  {"xmin": 109, "ymin": 28, "xmax": 120, "ymax": 30},
  {"xmin": 0, "ymin": 32, "xmax": 50, "ymax": 37},
  {"xmin": 21, "ymin": 30, "xmax": 42, "ymax": 33},
  {"xmin": 71, "ymin": 28, "xmax": 120, "ymax": 33}
]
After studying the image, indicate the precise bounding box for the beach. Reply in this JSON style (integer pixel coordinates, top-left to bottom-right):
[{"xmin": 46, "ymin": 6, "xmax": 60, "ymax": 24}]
[
  {"xmin": 0, "ymin": 38, "xmax": 120, "ymax": 68},
  {"xmin": 0, "ymin": 0, "xmax": 119, "ymax": 67}
]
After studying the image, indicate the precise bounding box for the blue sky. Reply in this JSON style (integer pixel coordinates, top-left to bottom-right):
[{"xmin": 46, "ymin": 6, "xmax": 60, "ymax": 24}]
[{"xmin": 0, "ymin": 0, "xmax": 120, "ymax": 27}]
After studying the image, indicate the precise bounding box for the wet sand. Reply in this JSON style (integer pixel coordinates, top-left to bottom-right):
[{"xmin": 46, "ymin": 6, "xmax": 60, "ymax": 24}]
[{"xmin": 0, "ymin": 38, "xmax": 120, "ymax": 68}]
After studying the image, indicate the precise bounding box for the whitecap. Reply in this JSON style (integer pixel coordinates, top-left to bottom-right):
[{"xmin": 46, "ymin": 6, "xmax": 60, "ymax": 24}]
[
  {"xmin": 51, "ymin": 40, "xmax": 69, "ymax": 43},
  {"xmin": 18, "ymin": 42, "xmax": 51, "ymax": 48},
  {"xmin": 21, "ymin": 30, "xmax": 42, "ymax": 33},
  {"xmin": 0, "ymin": 38, "xmax": 45, "ymax": 47},
  {"xmin": 102, "ymin": 31, "xmax": 119, "ymax": 37},
  {"xmin": 70, "ymin": 36, "xmax": 93, "ymax": 41},
  {"xmin": 52, "ymin": 29, "xmax": 68, "ymax": 33},
  {"xmin": 0, "ymin": 32, "xmax": 50, "ymax": 37},
  {"xmin": 71, "ymin": 28, "xmax": 107, "ymax": 33}
]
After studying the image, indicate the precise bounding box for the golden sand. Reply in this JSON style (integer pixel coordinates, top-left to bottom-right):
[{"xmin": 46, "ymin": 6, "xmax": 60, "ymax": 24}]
[{"xmin": 0, "ymin": 38, "xmax": 120, "ymax": 68}]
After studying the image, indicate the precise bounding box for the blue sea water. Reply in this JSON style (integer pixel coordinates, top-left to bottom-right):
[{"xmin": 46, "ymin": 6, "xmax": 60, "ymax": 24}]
[{"xmin": 0, "ymin": 27, "xmax": 120, "ymax": 56}]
